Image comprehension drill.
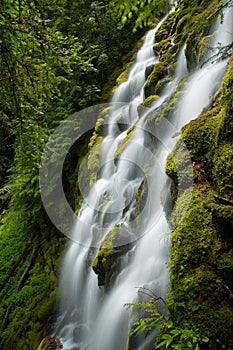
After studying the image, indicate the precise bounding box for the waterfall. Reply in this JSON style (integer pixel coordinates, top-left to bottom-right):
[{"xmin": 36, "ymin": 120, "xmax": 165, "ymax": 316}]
[{"xmin": 56, "ymin": 5, "xmax": 232, "ymax": 350}]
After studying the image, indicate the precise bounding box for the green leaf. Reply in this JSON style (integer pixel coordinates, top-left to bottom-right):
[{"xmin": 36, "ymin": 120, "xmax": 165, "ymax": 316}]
[{"xmin": 202, "ymin": 336, "xmax": 209, "ymax": 343}]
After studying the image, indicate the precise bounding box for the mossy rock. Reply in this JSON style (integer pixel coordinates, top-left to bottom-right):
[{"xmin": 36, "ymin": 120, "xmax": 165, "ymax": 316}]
[
  {"xmin": 37, "ymin": 336, "xmax": 63, "ymax": 350},
  {"xmin": 154, "ymin": 11, "xmax": 176, "ymax": 43},
  {"xmin": 114, "ymin": 124, "xmax": 135, "ymax": 162},
  {"xmin": 169, "ymin": 191, "xmax": 219, "ymax": 276},
  {"xmin": 165, "ymin": 137, "xmax": 194, "ymax": 204},
  {"xmin": 144, "ymin": 62, "xmax": 167, "ymax": 98},
  {"xmin": 92, "ymin": 224, "xmax": 135, "ymax": 289},
  {"xmin": 217, "ymin": 58, "xmax": 233, "ymax": 144},
  {"xmin": 135, "ymin": 171, "xmax": 149, "ymax": 221},
  {"xmin": 212, "ymin": 143, "xmax": 233, "ymax": 195},
  {"xmin": 175, "ymin": 13, "xmax": 192, "ymax": 36},
  {"xmin": 141, "ymin": 95, "xmax": 159, "ymax": 108},
  {"xmin": 185, "ymin": 32, "xmax": 199, "ymax": 72},
  {"xmin": 156, "ymin": 38, "xmax": 173, "ymax": 59},
  {"xmin": 181, "ymin": 106, "xmax": 220, "ymax": 156},
  {"xmin": 145, "ymin": 64, "xmax": 155, "ymax": 80},
  {"xmin": 197, "ymin": 34, "xmax": 211, "ymax": 63},
  {"xmin": 216, "ymin": 249, "xmax": 233, "ymax": 292},
  {"xmin": 212, "ymin": 204, "xmax": 233, "ymax": 246},
  {"xmin": 137, "ymin": 95, "xmax": 159, "ymax": 117},
  {"xmin": 160, "ymin": 75, "xmax": 188, "ymax": 121},
  {"xmin": 87, "ymin": 135, "xmax": 103, "ymax": 187},
  {"xmin": 167, "ymin": 188, "xmax": 233, "ymax": 348}
]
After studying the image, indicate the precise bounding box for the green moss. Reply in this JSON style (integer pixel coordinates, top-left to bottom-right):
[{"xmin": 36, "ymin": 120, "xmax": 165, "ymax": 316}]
[
  {"xmin": 135, "ymin": 170, "xmax": 149, "ymax": 220},
  {"xmin": 185, "ymin": 32, "xmax": 199, "ymax": 71},
  {"xmin": 137, "ymin": 95, "xmax": 160, "ymax": 117},
  {"xmin": 165, "ymin": 137, "xmax": 194, "ymax": 204},
  {"xmin": 92, "ymin": 225, "xmax": 119, "ymax": 288},
  {"xmin": 217, "ymin": 58, "xmax": 233, "ymax": 144},
  {"xmin": 175, "ymin": 13, "xmax": 192, "ymax": 36},
  {"xmin": 217, "ymin": 249, "xmax": 233, "ymax": 270},
  {"xmin": 114, "ymin": 124, "xmax": 135, "ymax": 162},
  {"xmin": 140, "ymin": 95, "xmax": 159, "ymax": 108},
  {"xmin": 160, "ymin": 76, "xmax": 188, "ymax": 120},
  {"xmin": 212, "ymin": 143, "xmax": 233, "ymax": 195},
  {"xmin": 197, "ymin": 34, "xmax": 211, "ymax": 62},
  {"xmin": 116, "ymin": 70, "xmax": 128, "ymax": 86},
  {"xmin": 144, "ymin": 62, "xmax": 167, "ymax": 98},
  {"xmin": 167, "ymin": 188, "xmax": 233, "ymax": 348},
  {"xmin": 87, "ymin": 135, "xmax": 103, "ymax": 187},
  {"xmin": 167, "ymin": 187, "xmax": 193, "ymax": 229},
  {"xmin": 182, "ymin": 106, "xmax": 220, "ymax": 157},
  {"xmin": 169, "ymin": 191, "xmax": 218, "ymax": 273},
  {"xmin": 154, "ymin": 11, "xmax": 176, "ymax": 44},
  {"xmin": 0, "ymin": 234, "xmax": 64, "ymax": 350},
  {"xmin": 156, "ymin": 38, "xmax": 174, "ymax": 62},
  {"xmin": 37, "ymin": 337, "xmax": 53, "ymax": 350}
]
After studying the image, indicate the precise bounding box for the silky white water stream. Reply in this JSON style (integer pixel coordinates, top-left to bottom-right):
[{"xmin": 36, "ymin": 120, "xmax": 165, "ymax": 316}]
[{"xmin": 57, "ymin": 5, "xmax": 232, "ymax": 350}]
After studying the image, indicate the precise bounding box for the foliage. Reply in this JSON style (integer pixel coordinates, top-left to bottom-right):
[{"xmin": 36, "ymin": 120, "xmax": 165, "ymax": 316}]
[
  {"xmin": 0, "ymin": 0, "xmax": 142, "ymax": 348},
  {"xmin": 126, "ymin": 288, "xmax": 167, "ymax": 336},
  {"xmin": 156, "ymin": 320, "xmax": 209, "ymax": 350},
  {"xmin": 110, "ymin": 0, "xmax": 169, "ymax": 32},
  {"xmin": 126, "ymin": 289, "xmax": 208, "ymax": 350}
]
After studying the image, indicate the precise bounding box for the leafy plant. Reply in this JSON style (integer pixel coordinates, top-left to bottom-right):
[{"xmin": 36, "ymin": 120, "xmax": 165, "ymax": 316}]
[
  {"xmin": 125, "ymin": 288, "xmax": 168, "ymax": 337},
  {"xmin": 125, "ymin": 288, "xmax": 210, "ymax": 350}
]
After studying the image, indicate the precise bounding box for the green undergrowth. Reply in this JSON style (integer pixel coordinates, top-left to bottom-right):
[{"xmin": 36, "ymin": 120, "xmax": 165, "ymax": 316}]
[{"xmin": 0, "ymin": 200, "xmax": 65, "ymax": 350}]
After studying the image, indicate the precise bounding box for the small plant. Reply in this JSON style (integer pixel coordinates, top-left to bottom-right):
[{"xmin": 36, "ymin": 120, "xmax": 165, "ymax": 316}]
[
  {"xmin": 125, "ymin": 288, "xmax": 209, "ymax": 350},
  {"xmin": 155, "ymin": 320, "xmax": 209, "ymax": 349},
  {"xmin": 125, "ymin": 288, "xmax": 168, "ymax": 337}
]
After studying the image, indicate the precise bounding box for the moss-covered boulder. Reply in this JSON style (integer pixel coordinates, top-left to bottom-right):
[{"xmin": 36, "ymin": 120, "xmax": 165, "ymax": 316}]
[
  {"xmin": 92, "ymin": 224, "xmax": 136, "ymax": 289},
  {"xmin": 144, "ymin": 62, "xmax": 168, "ymax": 98}
]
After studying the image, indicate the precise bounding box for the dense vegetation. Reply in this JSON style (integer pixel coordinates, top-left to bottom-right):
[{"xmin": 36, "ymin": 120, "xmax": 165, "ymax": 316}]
[
  {"xmin": 0, "ymin": 1, "xmax": 145, "ymax": 348},
  {"xmin": 0, "ymin": 0, "xmax": 232, "ymax": 349}
]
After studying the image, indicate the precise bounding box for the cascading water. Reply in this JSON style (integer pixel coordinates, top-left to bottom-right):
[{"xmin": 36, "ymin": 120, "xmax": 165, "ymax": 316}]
[{"xmin": 56, "ymin": 5, "xmax": 233, "ymax": 350}]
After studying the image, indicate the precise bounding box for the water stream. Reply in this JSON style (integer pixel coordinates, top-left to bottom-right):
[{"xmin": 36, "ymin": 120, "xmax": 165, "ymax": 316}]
[{"xmin": 57, "ymin": 5, "xmax": 233, "ymax": 350}]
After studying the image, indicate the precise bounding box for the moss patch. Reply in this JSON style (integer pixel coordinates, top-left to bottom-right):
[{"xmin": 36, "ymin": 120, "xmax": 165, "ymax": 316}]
[
  {"xmin": 114, "ymin": 124, "xmax": 135, "ymax": 162},
  {"xmin": 144, "ymin": 62, "xmax": 168, "ymax": 98}
]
